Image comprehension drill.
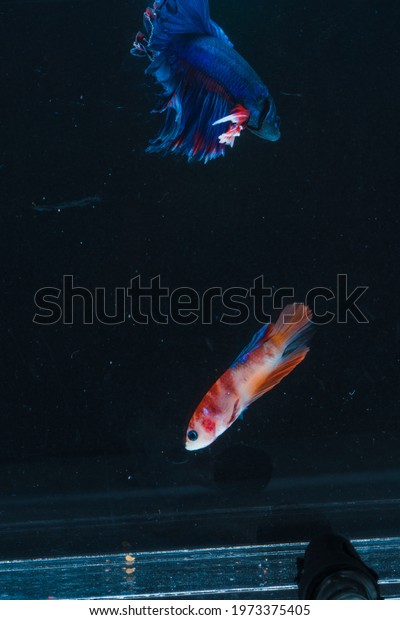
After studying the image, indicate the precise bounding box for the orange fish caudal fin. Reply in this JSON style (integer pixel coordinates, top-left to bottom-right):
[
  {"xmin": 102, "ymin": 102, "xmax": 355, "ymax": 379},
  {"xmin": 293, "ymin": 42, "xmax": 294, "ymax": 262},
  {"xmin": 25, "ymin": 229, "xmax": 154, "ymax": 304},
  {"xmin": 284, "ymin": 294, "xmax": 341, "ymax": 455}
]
[
  {"xmin": 246, "ymin": 304, "xmax": 313, "ymax": 405},
  {"xmin": 269, "ymin": 303, "xmax": 313, "ymax": 348}
]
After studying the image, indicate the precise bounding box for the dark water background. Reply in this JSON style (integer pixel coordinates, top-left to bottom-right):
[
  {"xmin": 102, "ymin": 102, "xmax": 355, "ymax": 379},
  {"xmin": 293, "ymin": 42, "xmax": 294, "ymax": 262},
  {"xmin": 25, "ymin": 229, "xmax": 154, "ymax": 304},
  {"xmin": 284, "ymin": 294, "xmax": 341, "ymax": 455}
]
[{"xmin": 0, "ymin": 0, "xmax": 399, "ymax": 558}]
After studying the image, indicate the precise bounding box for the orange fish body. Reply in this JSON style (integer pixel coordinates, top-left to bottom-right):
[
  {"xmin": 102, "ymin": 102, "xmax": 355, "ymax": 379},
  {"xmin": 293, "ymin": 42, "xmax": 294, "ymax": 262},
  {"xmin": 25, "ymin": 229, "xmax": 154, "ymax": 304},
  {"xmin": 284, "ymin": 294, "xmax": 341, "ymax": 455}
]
[{"xmin": 185, "ymin": 303, "xmax": 313, "ymax": 451}]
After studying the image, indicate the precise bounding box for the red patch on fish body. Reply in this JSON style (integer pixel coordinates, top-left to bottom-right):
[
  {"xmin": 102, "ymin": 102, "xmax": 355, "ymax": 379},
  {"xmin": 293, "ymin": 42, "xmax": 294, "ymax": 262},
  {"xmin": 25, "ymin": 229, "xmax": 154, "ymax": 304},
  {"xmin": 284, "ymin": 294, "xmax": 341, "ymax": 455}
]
[
  {"xmin": 219, "ymin": 369, "xmax": 237, "ymax": 394},
  {"xmin": 201, "ymin": 415, "xmax": 216, "ymax": 434}
]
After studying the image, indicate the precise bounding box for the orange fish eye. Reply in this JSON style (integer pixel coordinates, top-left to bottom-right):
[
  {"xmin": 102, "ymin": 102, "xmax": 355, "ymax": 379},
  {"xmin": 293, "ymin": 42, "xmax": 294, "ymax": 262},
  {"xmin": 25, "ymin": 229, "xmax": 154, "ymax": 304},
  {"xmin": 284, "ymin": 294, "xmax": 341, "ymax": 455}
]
[{"xmin": 187, "ymin": 430, "xmax": 198, "ymax": 442}]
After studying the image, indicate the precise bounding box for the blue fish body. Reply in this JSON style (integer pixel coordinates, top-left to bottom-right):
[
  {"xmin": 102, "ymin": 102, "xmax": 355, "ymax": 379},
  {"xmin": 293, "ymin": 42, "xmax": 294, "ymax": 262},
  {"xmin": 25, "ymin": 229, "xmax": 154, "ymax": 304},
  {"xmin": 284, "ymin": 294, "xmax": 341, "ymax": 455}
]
[
  {"xmin": 132, "ymin": 0, "xmax": 280, "ymax": 162},
  {"xmin": 169, "ymin": 35, "xmax": 269, "ymax": 129}
]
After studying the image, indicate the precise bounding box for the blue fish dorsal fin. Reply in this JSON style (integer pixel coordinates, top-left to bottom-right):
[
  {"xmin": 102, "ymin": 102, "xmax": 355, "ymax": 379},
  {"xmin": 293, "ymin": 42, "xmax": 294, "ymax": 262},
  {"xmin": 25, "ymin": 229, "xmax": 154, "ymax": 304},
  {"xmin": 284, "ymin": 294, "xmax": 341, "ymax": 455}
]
[
  {"xmin": 152, "ymin": 0, "xmax": 233, "ymax": 47},
  {"xmin": 233, "ymin": 323, "xmax": 270, "ymax": 367}
]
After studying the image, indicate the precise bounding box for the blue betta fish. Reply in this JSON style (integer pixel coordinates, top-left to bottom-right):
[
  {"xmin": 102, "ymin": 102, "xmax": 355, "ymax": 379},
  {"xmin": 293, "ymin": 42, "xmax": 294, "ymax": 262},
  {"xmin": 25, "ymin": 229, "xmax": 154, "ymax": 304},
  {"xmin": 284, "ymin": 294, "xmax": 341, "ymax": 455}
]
[{"xmin": 131, "ymin": 0, "xmax": 280, "ymax": 163}]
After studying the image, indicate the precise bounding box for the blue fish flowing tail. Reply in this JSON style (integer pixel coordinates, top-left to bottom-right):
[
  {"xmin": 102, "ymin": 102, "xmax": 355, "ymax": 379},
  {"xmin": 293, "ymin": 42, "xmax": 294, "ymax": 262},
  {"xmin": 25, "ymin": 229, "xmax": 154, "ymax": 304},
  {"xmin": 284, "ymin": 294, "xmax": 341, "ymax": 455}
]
[{"xmin": 131, "ymin": 0, "xmax": 250, "ymax": 163}]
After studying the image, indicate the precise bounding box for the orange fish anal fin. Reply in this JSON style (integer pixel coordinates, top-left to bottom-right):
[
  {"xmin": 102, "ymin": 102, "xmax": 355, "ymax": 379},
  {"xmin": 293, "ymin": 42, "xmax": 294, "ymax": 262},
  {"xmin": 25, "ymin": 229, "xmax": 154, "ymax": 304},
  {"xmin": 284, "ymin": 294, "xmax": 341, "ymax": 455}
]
[{"xmin": 247, "ymin": 348, "xmax": 310, "ymax": 405}]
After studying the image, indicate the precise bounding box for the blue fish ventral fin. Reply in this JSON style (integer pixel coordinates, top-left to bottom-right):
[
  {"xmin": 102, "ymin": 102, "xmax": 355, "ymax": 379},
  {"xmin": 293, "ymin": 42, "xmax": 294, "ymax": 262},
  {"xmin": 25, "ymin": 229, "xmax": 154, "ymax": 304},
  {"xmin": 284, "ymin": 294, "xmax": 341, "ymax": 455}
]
[{"xmin": 233, "ymin": 324, "xmax": 271, "ymax": 367}]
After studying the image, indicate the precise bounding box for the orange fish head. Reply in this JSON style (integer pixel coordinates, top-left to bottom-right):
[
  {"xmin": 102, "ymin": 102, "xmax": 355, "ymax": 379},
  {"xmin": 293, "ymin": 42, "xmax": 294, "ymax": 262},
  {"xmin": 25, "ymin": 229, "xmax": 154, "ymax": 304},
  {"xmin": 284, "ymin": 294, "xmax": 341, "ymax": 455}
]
[{"xmin": 185, "ymin": 408, "xmax": 218, "ymax": 451}]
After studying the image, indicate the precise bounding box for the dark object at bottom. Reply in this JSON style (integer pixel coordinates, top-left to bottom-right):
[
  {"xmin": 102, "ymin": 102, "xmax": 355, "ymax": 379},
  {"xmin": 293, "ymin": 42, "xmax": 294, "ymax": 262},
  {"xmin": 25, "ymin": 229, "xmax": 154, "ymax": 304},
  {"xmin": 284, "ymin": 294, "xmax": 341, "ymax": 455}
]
[{"xmin": 297, "ymin": 534, "xmax": 381, "ymax": 599}]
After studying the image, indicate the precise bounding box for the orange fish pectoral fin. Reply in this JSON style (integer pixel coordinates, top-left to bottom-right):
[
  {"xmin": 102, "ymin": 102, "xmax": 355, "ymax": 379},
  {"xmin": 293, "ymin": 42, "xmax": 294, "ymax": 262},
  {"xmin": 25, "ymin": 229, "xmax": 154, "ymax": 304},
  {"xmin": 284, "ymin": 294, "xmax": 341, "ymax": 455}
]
[{"xmin": 246, "ymin": 347, "xmax": 310, "ymax": 405}]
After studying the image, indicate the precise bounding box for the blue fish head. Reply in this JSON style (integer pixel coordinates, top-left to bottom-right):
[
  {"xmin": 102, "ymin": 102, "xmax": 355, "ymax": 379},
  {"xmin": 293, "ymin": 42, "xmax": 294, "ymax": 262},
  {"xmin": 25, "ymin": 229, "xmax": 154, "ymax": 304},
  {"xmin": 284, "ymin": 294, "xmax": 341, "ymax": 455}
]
[{"xmin": 249, "ymin": 96, "xmax": 281, "ymax": 142}]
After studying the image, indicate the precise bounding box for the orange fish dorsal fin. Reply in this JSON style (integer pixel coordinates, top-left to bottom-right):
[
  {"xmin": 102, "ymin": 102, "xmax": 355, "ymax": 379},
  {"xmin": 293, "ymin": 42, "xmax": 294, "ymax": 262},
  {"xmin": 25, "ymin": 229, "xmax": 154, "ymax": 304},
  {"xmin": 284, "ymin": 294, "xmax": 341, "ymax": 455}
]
[
  {"xmin": 246, "ymin": 348, "xmax": 309, "ymax": 404},
  {"xmin": 232, "ymin": 322, "xmax": 272, "ymax": 367}
]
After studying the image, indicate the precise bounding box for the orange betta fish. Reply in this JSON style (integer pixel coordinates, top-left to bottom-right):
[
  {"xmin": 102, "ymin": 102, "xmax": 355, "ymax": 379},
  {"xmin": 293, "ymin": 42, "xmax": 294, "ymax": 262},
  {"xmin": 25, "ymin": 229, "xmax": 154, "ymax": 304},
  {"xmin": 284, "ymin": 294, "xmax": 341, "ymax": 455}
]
[{"xmin": 185, "ymin": 303, "xmax": 313, "ymax": 451}]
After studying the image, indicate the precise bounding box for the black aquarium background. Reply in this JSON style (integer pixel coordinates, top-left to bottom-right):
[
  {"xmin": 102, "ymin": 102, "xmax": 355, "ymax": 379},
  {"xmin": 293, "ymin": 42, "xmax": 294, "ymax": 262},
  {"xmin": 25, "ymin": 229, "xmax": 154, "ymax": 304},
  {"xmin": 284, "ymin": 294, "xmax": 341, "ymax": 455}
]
[{"xmin": 0, "ymin": 0, "xmax": 399, "ymax": 561}]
